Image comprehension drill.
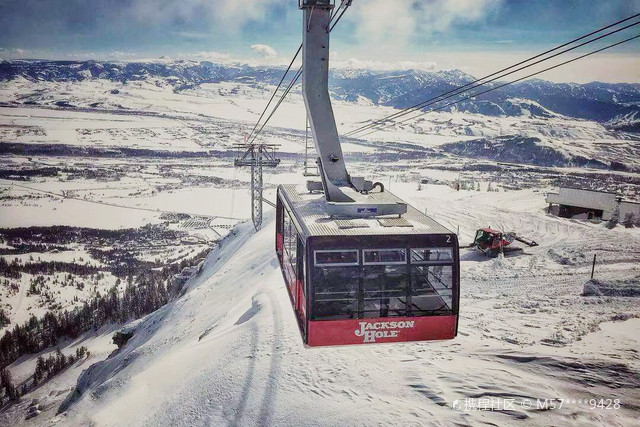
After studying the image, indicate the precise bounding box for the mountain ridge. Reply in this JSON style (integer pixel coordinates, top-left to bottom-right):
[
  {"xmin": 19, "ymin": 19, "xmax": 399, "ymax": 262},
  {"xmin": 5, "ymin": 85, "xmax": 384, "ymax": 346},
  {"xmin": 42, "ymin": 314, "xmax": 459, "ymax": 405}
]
[{"xmin": 2, "ymin": 59, "xmax": 640, "ymax": 126}]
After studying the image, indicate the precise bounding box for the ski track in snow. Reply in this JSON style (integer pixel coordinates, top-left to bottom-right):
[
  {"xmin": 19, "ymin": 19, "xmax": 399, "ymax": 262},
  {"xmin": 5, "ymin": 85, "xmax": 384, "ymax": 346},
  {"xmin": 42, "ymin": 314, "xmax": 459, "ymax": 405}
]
[{"xmin": 12, "ymin": 276, "xmax": 28, "ymax": 319}]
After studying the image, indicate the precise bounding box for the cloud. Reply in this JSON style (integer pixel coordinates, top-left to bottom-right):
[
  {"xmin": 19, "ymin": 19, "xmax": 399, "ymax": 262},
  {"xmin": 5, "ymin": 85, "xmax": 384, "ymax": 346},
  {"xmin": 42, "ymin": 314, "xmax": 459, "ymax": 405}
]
[
  {"xmin": 251, "ymin": 44, "xmax": 277, "ymax": 59},
  {"xmin": 65, "ymin": 52, "xmax": 98, "ymax": 60},
  {"xmin": 127, "ymin": 0, "xmax": 287, "ymax": 32},
  {"xmin": 188, "ymin": 51, "xmax": 232, "ymax": 61},
  {"xmin": 172, "ymin": 31, "xmax": 212, "ymax": 40},
  {"xmin": 109, "ymin": 51, "xmax": 137, "ymax": 58},
  {"xmin": 347, "ymin": 0, "xmax": 502, "ymax": 45},
  {"xmin": 1, "ymin": 48, "xmax": 30, "ymax": 59},
  {"xmin": 333, "ymin": 57, "xmax": 437, "ymax": 71},
  {"xmin": 64, "ymin": 51, "xmax": 134, "ymax": 61}
]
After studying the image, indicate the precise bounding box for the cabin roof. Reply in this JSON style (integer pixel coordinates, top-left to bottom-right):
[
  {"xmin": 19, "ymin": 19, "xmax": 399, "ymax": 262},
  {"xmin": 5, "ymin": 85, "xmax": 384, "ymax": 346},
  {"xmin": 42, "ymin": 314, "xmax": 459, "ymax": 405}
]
[{"xmin": 278, "ymin": 184, "xmax": 453, "ymax": 238}]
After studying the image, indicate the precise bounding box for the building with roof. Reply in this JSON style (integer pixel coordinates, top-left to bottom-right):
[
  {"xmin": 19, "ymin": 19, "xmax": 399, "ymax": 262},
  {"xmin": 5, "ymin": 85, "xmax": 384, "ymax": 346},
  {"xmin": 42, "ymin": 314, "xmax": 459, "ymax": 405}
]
[{"xmin": 545, "ymin": 187, "xmax": 640, "ymax": 221}]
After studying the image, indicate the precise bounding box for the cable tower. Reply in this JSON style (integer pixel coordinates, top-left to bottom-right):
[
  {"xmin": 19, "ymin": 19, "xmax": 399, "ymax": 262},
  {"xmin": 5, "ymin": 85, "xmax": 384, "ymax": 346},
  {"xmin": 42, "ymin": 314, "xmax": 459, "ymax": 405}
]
[{"xmin": 234, "ymin": 142, "xmax": 280, "ymax": 230}]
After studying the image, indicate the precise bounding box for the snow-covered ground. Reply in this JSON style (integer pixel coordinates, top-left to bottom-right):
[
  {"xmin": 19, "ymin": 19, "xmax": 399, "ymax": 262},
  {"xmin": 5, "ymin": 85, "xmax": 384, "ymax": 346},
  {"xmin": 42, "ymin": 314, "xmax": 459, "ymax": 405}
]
[
  {"xmin": 1, "ymin": 184, "xmax": 638, "ymax": 426},
  {"xmin": 0, "ymin": 178, "xmax": 250, "ymax": 229},
  {"xmin": 2, "ymin": 78, "xmax": 639, "ymax": 167},
  {"xmin": 1, "ymin": 75, "xmax": 640, "ymax": 426}
]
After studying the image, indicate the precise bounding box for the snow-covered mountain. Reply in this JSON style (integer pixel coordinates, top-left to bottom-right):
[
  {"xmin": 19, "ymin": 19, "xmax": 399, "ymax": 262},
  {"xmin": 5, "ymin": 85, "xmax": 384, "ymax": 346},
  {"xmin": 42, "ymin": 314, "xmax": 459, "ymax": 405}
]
[
  {"xmin": 1, "ymin": 57, "xmax": 640, "ymax": 426},
  {"xmin": 5, "ymin": 184, "xmax": 637, "ymax": 426},
  {"xmin": 2, "ymin": 59, "xmax": 639, "ymax": 125},
  {"xmin": 606, "ymin": 111, "xmax": 640, "ymax": 133}
]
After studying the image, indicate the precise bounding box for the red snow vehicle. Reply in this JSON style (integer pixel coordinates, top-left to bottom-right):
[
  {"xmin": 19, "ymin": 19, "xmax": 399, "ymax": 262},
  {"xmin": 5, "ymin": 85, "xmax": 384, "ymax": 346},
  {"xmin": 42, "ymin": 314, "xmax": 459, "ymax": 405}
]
[{"xmin": 472, "ymin": 228, "xmax": 538, "ymax": 257}]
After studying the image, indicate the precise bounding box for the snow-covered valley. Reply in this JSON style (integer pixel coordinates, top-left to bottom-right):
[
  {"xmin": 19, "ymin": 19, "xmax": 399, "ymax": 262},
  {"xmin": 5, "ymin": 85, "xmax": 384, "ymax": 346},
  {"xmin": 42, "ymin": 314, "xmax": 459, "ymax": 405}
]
[
  {"xmin": 0, "ymin": 64, "xmax": 639, "ymax": 426},
  {"xmin": 7, "ymin": 185, "xmax": 639, "ymax": 426}
]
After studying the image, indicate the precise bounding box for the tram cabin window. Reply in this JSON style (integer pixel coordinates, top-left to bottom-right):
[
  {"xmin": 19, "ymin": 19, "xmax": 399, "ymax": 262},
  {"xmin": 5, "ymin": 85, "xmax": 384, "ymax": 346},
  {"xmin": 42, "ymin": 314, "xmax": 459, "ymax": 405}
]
[
  {"xmin": 282, "ymin": 210, "xmax": 298, "ymax": 266},
  {"xmin": 362, "ymin": 265, "xmax": 407, "ymax": 318},
  {"xmin": 311, "ymin": 246, "xmax": 456, "ymax": 319},
  {"xmin": 410, "ymin": 265, "xmax": 453, "ymax": 315},
  {"xmin": 314, "ymin": 250, "xmax": 359, "ymax": 266},
  {"xmin": 312, "ymin": 267, "xmax": 359, "ymax": 320},
  {"xmin": 363, "ymin": 249, "xmax": 406, "ymax": 265},
  {"xmin": 411, "ymin": 248, "xmax": 452, "ymax": 263}
]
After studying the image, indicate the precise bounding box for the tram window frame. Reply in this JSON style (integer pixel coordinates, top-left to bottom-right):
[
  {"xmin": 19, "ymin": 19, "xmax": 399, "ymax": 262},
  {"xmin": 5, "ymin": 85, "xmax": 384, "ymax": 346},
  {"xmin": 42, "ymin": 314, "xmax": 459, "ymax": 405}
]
[
  {"xmin": 289, "ymin": 231, "xmax": 298, "ymax": 268},
  {"xmin": 362, "ymin": 264, "xmax": 408, "ymax": 317},
  {"xmin": 312, "ymin": 265, "xmax": 360, "ymax": 320},
  {"xmin": 283, "ymin": 211, "xmax": 291, "ymax": 253},
  {"xmin": 410, "ymin": 247, "xmax": 453, "ymax": 264},
  {"xmin": 410, "ymin": 265, "xmax": 454, "ymax": 314},
  {"xmin": 362, "ymin": 249, "xmax": 407, "ymax": 265},
  {"xmin": 314, "ymin": 249, "xmax": 359, "ymax": 267},
  {"xmin": 410, "ymin": 295, "xmax": 452, "ymax": 314},
  {"xmin": 301, "ymin": 249, "xmax": 307, "ymax": 296},
  {"xmin": 411, "ymin": 265, "xmax": 453, "ymax": 291}
]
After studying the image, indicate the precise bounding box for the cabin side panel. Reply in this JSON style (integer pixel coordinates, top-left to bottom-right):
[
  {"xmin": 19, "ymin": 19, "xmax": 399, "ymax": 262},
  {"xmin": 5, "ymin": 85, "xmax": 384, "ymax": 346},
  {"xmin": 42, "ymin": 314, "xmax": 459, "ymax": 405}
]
[{"xmin": 276, "ymin": 189, "xmax": 309, "ymax": 342}]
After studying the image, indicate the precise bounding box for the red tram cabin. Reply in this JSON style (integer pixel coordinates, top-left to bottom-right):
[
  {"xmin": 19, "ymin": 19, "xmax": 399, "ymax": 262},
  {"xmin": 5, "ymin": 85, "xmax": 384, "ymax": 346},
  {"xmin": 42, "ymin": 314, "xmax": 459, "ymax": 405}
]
[{"xmin": 276, "ymin": 184, "xmax": 460, "ymax": 347}]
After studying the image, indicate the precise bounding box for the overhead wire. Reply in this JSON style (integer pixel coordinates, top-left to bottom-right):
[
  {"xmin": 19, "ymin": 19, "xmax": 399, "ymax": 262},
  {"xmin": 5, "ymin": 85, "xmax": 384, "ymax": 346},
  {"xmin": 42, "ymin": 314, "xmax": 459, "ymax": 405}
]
[
  {"xmin": 328, "ymin": 0, "xmax": 343, "ymax": 25},
  {"xmin": 329, "ymin": 0, "xmax": 350, "ymax": 32},
  {"xmin": 248, "ymin": 0, "xmax": 351, "ymax": 144},
  {"xmin": 361, "ymin": 19, "xmax": 640, "ymax": 135},
  {"xmin": 345, "ymin": 12, "xmax": 640, "ymax": 137},
  {"xmin": 347, "ymin": 13, "xmax": 640, "ymax": 136},
  {"xmin": 248, "ymin": 66, "xmax": 303, "ymax": 144},
  {"xmin": 348, "ymin": 16, "xmax": 640, "ymax": 136},
  {"xmin": 246, "ymin": 44, "xmax": 302, "ymax": 142},
  {"xmin": 357, "ymin": 33, "xmax": 640, "ymax": 138}
]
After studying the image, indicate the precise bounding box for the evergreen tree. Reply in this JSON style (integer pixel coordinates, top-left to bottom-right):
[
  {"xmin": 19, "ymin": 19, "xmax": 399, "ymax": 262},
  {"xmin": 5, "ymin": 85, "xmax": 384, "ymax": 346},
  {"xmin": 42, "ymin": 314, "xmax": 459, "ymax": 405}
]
[
  {"xmin": 34, "ymin": 356, "xmax": 46, "ymax": 384},
  {"xmin": 622, "ymin": 213, "xmax": 635, "ymax": 228},
  {"xmin": 0, "ymin": 367, "xmax": 18, "ymax": 400},
  {"xmin": 0, "ymin": 259, "xmax": 184, "ymax": 371},
  {"xmin": 0, "ymin": 308, "xmax": 9, "ymax": 328}
]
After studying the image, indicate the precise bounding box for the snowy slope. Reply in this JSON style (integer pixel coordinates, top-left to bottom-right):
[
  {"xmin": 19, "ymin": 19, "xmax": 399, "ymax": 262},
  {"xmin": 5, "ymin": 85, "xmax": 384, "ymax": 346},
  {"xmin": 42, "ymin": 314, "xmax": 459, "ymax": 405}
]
[{"xmin": 18, "ymin": 185, "xmax": 635, "ymax": 427}]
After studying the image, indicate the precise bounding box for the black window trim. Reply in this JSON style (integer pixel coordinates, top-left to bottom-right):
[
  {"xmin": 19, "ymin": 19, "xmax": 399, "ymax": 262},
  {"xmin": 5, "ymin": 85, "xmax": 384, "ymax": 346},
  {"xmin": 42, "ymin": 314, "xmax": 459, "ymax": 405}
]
[
  {"xmin": 362, "ymin": 248, "xmax": 407, "ymax": 266},
  {"xmin": 410, "ymin": 247, "xmax": 454, "ymax": 264},
  {"xmin": 313, "ymin": 249, "xmax": 360, "ymax": 267}
]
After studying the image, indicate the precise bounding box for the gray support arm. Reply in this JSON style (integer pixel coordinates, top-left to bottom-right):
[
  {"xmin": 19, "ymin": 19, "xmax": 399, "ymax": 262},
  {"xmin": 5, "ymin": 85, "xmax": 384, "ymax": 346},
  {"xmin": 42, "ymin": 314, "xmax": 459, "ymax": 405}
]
[
  {"xmin": 301, "ymin": 0, "xmax": 360, "ymax": 202},
  {"xmin": 300, "ymin": 0, "xmax": 405, "ymax": 218}
]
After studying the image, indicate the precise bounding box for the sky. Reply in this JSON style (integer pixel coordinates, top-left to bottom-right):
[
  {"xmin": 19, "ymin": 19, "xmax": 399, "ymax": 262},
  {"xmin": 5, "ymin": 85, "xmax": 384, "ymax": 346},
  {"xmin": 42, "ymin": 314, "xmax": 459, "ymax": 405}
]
[{"xmin": 0, "ymin": 0, "xmax": 639, "ymax": 83}]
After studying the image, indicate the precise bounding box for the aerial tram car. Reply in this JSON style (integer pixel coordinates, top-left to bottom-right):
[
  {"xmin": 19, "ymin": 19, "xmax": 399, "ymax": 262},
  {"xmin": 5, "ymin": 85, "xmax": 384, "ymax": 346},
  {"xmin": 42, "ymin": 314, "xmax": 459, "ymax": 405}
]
[{"xmin": 276, "ymin": 0, "xmax": 460, "ymax": 347}]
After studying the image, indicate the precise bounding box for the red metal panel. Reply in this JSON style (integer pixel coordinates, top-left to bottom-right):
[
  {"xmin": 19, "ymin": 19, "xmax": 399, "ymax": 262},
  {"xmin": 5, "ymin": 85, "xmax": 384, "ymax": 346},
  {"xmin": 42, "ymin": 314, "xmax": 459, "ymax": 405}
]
[
  {"xmin": 307, "ymin": 315, "xmax": 457, "ymax": 347},
  {"xmin": 283, "ymin": 261, "xmax": 295, "ymax": 294},
  {"xmin": 296, "ymin": 280, "xmax": 306, "ymax": 322}
]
